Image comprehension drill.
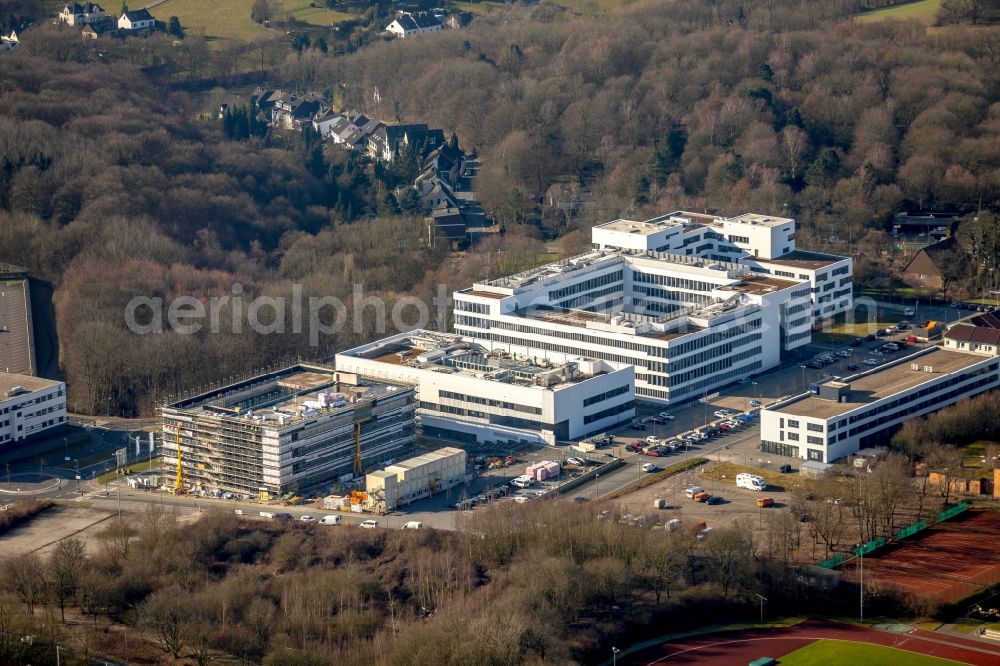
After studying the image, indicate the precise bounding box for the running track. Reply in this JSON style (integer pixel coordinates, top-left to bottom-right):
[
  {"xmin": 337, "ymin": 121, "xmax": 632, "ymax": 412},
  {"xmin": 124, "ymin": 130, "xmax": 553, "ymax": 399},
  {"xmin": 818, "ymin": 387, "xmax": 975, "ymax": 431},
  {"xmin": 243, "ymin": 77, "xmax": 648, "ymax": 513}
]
[{"xmin": 624, "ymin": 619, "xmax": 1000, "ymax": 665}]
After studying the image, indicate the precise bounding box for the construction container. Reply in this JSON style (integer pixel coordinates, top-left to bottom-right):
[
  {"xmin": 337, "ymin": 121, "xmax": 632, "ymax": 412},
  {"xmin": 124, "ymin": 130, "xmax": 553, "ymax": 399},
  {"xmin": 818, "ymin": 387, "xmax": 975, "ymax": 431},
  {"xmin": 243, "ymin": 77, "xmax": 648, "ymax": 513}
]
[
  {"xmin": 323, "ymin": 495, "xmax": 345, "ymax": 510},
  {"xmin": 653, "ymin": 498, "xmax": 665, "ymax": 509},
  {"xmin": 534, "ymin": 467, "xmax": 548, "ymax": 482}
]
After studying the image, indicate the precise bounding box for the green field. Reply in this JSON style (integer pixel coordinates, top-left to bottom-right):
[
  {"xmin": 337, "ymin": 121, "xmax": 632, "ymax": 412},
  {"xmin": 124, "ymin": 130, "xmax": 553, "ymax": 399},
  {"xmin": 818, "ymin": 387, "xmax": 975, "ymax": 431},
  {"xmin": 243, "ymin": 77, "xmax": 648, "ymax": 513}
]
[
  {"xmin": 159, "ymin": 0, "xmax": 354, "ymax": 41},
  {"xmin": 856, "ymin": 0, "xmax": 942, "ymax": 24},
  {"xmin": 779, "ymin": 639, "xmax": 964, "ymax": 665}
]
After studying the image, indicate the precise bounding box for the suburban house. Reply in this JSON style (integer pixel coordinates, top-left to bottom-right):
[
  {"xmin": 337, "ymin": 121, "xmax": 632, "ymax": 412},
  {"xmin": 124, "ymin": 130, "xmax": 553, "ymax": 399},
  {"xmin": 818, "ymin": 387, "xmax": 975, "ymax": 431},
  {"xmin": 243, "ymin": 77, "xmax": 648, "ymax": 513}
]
[
  {"xmin": 426, "ymin": 207, "xmax": 467, "ymax": 249},
  {"xmin": 0, "ymin": 30, "xmax": 17, "ymax": 52},
  {"xmin": 418, "ymin": 180, "xmax": 459, "ymax": 213},
  {"xmin": 444, "ymin": 12, "xmax": 473, "ymax": 29},
  {"xmin": 118, "ymin": 8, "xmax": 155, "ymax": 31},
  {"xmin": 422, "ymin": 144, "xmax": 464, "ymax": 189},
  {"xmin": 900, "ymin": 237, "xmax": 960, "ymax": 294},
  {"xmin": 367, "ymin": 123, "xmax": 445, "ymax": 162},
  {"xmin": 81, "ymin": 18, "xmax": 117, "ymax": 39},
  {"xmin": 385, "ymin": 12, "xmax": 442, "ymax": 38},
  {"xmin": 312, "ymin": 110, "xmax": 343, "ymax": 137},
  {"xmin": 270, "ymin": 93, "xmax": 329, "ymax": 130},
  {"xmin": 58, "ymin": 2, "xmax": 106, "ymax": 25}
]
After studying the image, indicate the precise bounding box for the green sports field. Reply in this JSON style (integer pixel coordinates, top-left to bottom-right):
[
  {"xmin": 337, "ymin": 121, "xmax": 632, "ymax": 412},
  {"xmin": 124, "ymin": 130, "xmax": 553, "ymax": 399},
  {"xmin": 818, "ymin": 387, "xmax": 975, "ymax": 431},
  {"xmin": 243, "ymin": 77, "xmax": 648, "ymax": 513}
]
[
  {"xmin": 158, "ymin": 0, "xmax": 354, "ymax": 41},
  {"xmin": 778, "ymin": 639, "xmax": 966, "ymax": 665},
  {"xmin": 855, "ymin": 0, "xmax": 942, "ymax": 24}
]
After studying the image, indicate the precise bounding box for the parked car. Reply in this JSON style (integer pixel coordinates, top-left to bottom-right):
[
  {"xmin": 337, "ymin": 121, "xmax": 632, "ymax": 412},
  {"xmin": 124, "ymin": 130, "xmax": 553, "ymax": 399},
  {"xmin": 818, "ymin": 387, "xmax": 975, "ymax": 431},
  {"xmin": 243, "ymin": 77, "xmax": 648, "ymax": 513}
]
[
  {"xmin": 299, "ymin": 515, "xmax": 316, "ymax": 522},
  {"xmin": 645, "ymin": 435, "xmax": 661, "ymax": 444},
  {"xmin": 850, "ymin": 337, "xmax": 865, "ymax": 347},
  {"xmin": 641, "ymin": 462, "xmax": 659, "ymax": 473},
  {"xmin": 749, "ymin": 399, "xmax": 762, "ymax": 408},
  {"xmin": 806, "ymin": 361, "xmax": 823, "ymax": 369},
  {"xmin": 657, "ymin": 412, "xmax": 676, "ymax": 421},
  {"xmin": 566, "ymin": 457, "xmax": 585, "ymax": 466},
  {"xmin": 648, "ymin": 417, "xmax": 667, "ymax": 425},
  {"xmin": 625, "ymin": 443, "xmax": 642, "ymax": 453},
  {"xmin": 320, "ymin": 515, "xmax": 342, "ymax": 525},
  {"xmin": 863, "ymin": 358, "xmax": 880, "ymax": 366},
  {"xmin": 778, "ymin": 463, "xmax": 792, "ymax": 473},
  {"xmin": 402, "ymin": 521, "xmax": 423, "ymax": 529},
  {"xmin": 722, "ymin": 420, "xmax": 741, "ymax": 429},
  {"xmin": 713, "ymin": 409, "xmax": 732, "ymax": 418},
  {"xmin": 359, "ymin": 519, "xmax": 379, "ymax": 529},
  {"xmin": 846, "ymin": 364, "xmax": 860, "ymax": 371},
  {"xmin": 706, "ymin": 495, "xmax": 724, "ymax": 505},
  {"xmin": 274, "ymin": 513, "xmax": 294, "ymax": 523},
  {"xmin": 684, "ymin": 486, "xmax": 704, "ymax": 498},
  {"xmin": 632, "ymin": 422, "xmax": 647, "ymax": 431},
  {"xmin": 836, "ymin": 350, "xmax": 851, "ymax": 358},
  {"xmin": 718, "ymin": 423, "xmax": 733, "ymax": 432},
  {"xmin": 644, "ymin": 448, "xmax": 663, "ymax": 457}
]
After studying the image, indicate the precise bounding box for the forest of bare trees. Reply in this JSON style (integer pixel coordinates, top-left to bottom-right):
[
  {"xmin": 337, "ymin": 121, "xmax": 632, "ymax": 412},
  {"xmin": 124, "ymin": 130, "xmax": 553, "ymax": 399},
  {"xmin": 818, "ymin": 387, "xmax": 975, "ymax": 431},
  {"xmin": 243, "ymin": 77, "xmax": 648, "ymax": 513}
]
[
  {"xmin": 0, "ymin": 499, "xmax": 915, "ymax": 666},
  {"xmin": 0, "ymin": 0, "xmax": 998, "ymax": 416}
]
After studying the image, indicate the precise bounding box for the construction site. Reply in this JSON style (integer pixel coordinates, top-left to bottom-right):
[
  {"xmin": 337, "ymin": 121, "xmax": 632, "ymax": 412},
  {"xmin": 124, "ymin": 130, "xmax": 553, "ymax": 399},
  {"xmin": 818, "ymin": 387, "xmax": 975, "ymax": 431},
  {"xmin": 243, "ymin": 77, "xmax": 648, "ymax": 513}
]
[{"xmin": 160, "ymin": 364, "xmax": 416, "ymax": 499}]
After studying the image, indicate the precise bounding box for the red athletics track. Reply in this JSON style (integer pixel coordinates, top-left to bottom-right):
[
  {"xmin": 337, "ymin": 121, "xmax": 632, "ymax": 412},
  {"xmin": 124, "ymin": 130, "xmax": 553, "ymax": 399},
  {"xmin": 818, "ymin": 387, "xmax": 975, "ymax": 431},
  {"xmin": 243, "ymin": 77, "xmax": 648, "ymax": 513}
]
[{"xmin": 622, "ymin": 619, "xmax": 1000, "ymax": 665}]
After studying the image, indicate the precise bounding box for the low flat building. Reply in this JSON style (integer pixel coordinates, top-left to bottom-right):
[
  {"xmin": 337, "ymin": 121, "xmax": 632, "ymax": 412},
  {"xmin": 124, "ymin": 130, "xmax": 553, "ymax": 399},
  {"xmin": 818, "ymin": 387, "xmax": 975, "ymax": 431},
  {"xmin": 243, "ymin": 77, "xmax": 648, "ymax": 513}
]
[
  {"xmin": 336, "ymin": 330, "xmax": 635, "ymax": 446},
  {"xmin": 365, "ymin": 446, "xmax": 466, "ymax": 512},
  {"xmin": 160, "ymin": 364, "xmax": 415, "ymax": 498},
  {"xmin": 0, "ymin": 373, "xmax": 67, "ymax": 447},
  {"xmin": 760, "ymin": 347, "xmax": 1000, "ymax": 462}
]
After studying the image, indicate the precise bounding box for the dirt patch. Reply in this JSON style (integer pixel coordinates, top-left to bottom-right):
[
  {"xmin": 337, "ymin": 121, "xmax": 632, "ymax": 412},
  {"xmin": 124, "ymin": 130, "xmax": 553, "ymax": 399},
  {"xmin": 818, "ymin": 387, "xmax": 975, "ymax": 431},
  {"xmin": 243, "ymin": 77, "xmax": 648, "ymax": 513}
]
[{"xmin": 0, "ymin": 504, "xmax": 115, "ymax": 558}]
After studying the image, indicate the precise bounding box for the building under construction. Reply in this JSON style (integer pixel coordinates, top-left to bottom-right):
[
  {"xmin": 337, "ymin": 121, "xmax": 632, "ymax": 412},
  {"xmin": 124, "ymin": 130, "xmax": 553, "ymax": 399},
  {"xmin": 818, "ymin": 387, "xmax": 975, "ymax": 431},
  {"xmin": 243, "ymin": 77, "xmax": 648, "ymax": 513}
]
[{"xmin": 160, "ymin": 364, "xmax": 416, "ymax": 498}]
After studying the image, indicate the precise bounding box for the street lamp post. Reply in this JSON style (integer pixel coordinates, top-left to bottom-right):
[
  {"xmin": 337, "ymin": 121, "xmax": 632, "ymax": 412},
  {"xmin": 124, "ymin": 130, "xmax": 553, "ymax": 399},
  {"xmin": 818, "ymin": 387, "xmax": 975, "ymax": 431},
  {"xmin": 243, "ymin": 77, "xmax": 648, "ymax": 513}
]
[
  {"xmin": 755, "ymin": 593, "xmax": 768, "ymax": 623},
  {"xmin": 858, "ymin": 544, "xmax": 864, "ymax": 623},
  {"xmin": 612, "ymin": 647, "xmax": 621, "ymax": 666}
]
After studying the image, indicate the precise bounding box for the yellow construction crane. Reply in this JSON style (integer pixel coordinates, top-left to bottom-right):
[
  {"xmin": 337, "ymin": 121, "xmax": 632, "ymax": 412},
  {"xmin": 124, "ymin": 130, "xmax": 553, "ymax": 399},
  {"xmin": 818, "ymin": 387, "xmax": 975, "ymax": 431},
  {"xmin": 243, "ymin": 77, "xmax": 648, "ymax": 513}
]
[{"xmin": 174, "ymin": 437, "xmax": 183, "ymax": 490}]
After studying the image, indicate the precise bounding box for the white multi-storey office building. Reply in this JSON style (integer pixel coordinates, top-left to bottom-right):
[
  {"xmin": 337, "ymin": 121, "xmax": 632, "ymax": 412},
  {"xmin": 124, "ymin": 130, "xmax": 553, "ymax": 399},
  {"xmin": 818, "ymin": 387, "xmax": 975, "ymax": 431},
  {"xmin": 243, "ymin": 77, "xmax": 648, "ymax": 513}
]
[
  {"xmin": 592, "ymin": 211, "xmax": 853, "ymax": 323},
  {"xmin": 336, "ymin": 330, "xmax": 635, "ymax": 445},
  {"xmin": 453, "ymin": 248, "xmax": 813, "ymax": 404},
  {"xmin": 760, "ymin": 346, "xmax": 1000, "ymax": 462},
  {"xmin": 0, "ymin": 373, "xmax": 67, "ymax": 447}
]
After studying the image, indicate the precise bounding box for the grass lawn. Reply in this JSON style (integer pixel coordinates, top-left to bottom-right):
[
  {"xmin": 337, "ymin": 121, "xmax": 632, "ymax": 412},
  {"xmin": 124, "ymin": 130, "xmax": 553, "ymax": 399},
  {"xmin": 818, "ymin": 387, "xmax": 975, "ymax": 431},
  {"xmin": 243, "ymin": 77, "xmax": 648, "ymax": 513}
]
[
  {"xmin": 779, "ymin": 639, "xmax": 964, "ymax": 665},
  {"xmin": 959, "ymin": 440, "xmax": 1000, "ymax": 470},
  {"xmin": 96, "ymin": 458, "xmax": 161, "ymax": 484},
  {"xmin": 699, "ymin": 462, "xmax": 812, "ymax": 493},
  {"xmin": 855, "ymin": 0, "xmax": 942, "ymax": 24},
  {"xmin": 160, "ymin": 0, "xmax": 354, "ymax": 42},
  {"xmin": 453, "ymin": 1, "xmax": 507, "ymax": 15},
  {"xmin": 950, "ymin": 618, "xmax": 984, "ymax": 634}
]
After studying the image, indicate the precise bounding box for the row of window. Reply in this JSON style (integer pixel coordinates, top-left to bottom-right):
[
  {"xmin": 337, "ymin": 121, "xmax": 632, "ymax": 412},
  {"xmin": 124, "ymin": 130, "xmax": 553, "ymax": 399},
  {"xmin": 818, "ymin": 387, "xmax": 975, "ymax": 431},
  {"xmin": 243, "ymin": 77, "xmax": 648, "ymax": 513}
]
[
  {"xmin": 670, "ymin": 318, "xmax": 762, "ymax": 357},
  {"xmin": 583, "ymin": 400, "xmax": 635, "ymax": 425},
  {"xmin": 480, "ymin": 318, "xmax": 656, "ymax": 354},
  {"xmin": 1, "ymin": 389, "xmax": 65, "ymax": 414},
  {"xmin": 632, "ymin": 270, "xmax": 718, "ymax": 293},
  {"xmin": 556, "ymin": 285, "xmax": 622, "ymax": 311},
  {"xmin": 669, "ymin": 333, "xmax": 761, "ymax": 371},
  {"xmin": 583, "ymin": 384, "xmax": 630, "ymax": 407},
  {"xmin": 549, "ymin": 270, "xmax": 623, "ymax": 301},
  {"xmin": 438, "ymin": 389, "xmax": 542, "ymax": 415},
  {"xmin": 455, "ymin": 300, "xmax": 489, "ymax": 314},
  {"xmin": 632, "ymin": 284, "xmax": 714, "ymax": 305},
  {"xmin": 669, "ymin": 360, "xmax": 763, "ymax": 398},
  {"xmin": 668, "ymin": 346, "xmax": 761, "ymax": 386}
]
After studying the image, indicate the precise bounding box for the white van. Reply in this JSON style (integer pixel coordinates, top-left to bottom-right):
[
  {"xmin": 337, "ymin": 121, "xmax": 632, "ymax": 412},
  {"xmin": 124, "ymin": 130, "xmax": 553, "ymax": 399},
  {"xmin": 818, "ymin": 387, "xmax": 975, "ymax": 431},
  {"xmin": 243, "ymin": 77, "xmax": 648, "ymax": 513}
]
[
  {"xmin": 319, "ymin": 515, "xmax": 342, "ymax": 525},
  {"xmin": 736, "ymin": 473, "xmax": 767, "ymax": 491},
  {"xmin": 359, "ymin": 519, "xmax": 379, "ymax": 529},
  {"xmin": 684, "ymin": 486, "xmax": 704, "ymax": 499},
  {"xmin": 511, "ymin": 475, "xmax": 534, "ymax": 489},
  {"xmin": 402, "ymin": 521, "xmax": 423, "ymax": 529}
]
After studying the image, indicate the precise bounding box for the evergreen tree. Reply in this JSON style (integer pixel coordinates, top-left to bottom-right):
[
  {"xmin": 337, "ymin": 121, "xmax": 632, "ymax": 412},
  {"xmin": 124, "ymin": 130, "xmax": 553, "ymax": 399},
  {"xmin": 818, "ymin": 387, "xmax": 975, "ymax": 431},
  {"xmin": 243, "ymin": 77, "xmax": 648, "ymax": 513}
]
[
  {"xmin": 167, "ymin": 16, "xmax": 183, "ymax": 38},
  {"xmin": 307, "ymin": 144, "xmax": 326, "ymax": 180}
]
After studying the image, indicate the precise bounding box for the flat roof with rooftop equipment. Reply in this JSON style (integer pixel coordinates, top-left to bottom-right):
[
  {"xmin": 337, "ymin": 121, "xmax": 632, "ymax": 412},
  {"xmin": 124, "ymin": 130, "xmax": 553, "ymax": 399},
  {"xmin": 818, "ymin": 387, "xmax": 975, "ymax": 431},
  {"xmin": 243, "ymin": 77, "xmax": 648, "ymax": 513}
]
[{"xmin": 772, "ymin": 347, "xmax": 990, "ymax": 420}]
